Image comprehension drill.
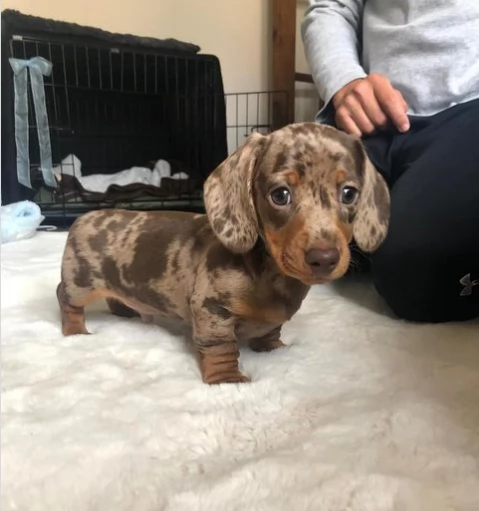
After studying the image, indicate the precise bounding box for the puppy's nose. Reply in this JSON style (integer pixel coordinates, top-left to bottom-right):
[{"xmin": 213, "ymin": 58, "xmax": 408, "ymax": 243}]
[{"xmin": 305, "ymin": 248, "xmax": 340, "ymax": 276}]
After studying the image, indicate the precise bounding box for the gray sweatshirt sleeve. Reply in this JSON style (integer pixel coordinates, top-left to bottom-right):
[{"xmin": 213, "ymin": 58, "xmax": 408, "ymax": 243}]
[{"xmin": 301, "ymin": 0, "xmax": 367, "ymax": 119}]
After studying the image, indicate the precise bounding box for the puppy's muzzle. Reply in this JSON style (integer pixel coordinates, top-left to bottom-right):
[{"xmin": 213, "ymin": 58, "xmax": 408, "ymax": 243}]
[{"xmin": 304, "ymin": 247, "xmax": 340, "ymax": 278}]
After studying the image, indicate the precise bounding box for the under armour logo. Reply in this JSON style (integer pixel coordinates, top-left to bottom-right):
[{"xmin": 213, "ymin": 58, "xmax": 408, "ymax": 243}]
[{"xmin": 459, "ymin": 273, "xmax": 479, "ymax": 296}]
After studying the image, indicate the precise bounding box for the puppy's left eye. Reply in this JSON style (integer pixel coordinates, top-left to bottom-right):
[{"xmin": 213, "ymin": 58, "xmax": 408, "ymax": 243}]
[
  {"xmin": 340, "ymin": 186, "xmax": 359, "ymax": 205},
  {"xmin": 270, "ymin": 187, "xmax": 291, "ymax": 206}
]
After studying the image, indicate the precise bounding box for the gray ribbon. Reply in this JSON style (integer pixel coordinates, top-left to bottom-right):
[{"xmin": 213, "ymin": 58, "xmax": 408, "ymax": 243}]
[{"xmin": 9, "ymin": 57, "xmax": 56, "ymax": 189}]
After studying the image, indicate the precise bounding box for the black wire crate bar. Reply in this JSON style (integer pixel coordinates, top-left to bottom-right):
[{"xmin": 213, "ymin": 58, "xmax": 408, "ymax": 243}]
[{"xmin": 1, "ymin": 10, "xmax": 286, "ymax": 227}]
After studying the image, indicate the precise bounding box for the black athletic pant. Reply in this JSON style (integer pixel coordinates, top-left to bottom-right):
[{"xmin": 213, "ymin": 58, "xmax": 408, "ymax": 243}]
[{"xmin": 359, "ymin": 99, "xmax": 479, "ymax": 323}]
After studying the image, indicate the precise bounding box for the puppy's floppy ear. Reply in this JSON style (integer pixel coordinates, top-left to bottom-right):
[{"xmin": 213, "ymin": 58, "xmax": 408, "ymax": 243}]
[
  {"xmin": 203, "ymin": 132, "xmax": 266, "ymax": 253},
  {"xmin": 352, "ymin": 141, "xmax": 390, "ymax": 253}
]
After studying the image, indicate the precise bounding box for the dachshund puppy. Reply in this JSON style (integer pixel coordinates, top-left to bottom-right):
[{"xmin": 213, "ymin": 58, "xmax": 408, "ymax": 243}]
[{"xmin": 57, "ymin": 122, "xmax": 390, "ymax": 384}]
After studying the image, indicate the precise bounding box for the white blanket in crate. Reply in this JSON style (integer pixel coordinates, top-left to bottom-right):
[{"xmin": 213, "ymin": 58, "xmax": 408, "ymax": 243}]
[{"xmin": 53, "ymin": 154, "xmax": 189, "ymax": 193}]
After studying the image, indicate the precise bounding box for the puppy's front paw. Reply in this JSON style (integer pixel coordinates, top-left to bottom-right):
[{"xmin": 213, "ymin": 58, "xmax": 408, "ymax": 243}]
[
  {"xmin": 203, "ymin": 371, "xmax": 251, "ymax": 385},
  {"xmin": 62, "ymin": 324, "xmax": 91, "ymax": 336},
  {"xmin": 199, "ymin": 350, "xmax": 250, "ymax": 385}
]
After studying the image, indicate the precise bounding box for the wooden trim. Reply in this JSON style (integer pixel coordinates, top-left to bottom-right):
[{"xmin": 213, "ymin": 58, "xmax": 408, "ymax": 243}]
[
  {"xmin": 271, "ymin": 0, "xmax": 296, "ymax": 130},
  {"xmin": 295, "ymin": 72, "xmax": 314, "ymax": 84}
]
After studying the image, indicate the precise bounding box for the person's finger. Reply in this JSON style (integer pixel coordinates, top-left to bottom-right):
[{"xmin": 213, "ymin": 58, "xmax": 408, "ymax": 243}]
[
  {"xmin": 342, "ymin": 95, "xmax": 376, "ymax": 134},
  {"xmin": 397, "ymin": 90, "xmax": 408, "ymax": 112},
  {"xmin": 335, "ymin": 107, "xmax": 362, "ymax": 137},
  {"xmin": 376, "ymin": 85, "xmax": 410, "ymax": 132},
  {"xmin": 352, "ymin": 81, "xmax": 389, "ymax": 128}
]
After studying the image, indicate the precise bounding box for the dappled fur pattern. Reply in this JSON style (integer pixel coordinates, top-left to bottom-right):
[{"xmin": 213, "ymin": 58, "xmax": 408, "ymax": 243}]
[{"xmin": 58, "ymin": 123, "xmax": 390, "ymax": 384}]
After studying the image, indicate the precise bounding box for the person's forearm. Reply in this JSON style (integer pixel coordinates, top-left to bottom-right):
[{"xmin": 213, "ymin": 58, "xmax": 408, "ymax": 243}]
[{"xmin": 301, "ymin": 0, "xmax": 367, "ymax": 106}]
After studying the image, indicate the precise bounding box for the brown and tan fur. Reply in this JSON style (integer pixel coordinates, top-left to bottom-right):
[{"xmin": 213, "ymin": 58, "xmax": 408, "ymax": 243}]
[{"xmin": 57, "ymin": 122, "xmax": 390, "ymax": 384}]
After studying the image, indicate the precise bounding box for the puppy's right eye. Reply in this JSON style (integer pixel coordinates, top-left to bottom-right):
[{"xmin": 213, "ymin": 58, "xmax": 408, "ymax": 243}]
[
  {"xmin": 340, "ymin": 185, "xmax": 359, "ymax": 205},
  {"xmin": 270, "ymin": 187, "xmax": 291, "ymax": 206}
]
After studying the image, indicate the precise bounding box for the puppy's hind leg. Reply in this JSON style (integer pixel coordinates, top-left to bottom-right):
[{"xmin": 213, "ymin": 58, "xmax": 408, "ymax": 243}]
[
  {"xmin": 106, "ymin": 298, "xmax": 139, "ymax": 319},
  {"xmin": 57, "ymin": 282, "xmax": 90, "ymax": 336}
]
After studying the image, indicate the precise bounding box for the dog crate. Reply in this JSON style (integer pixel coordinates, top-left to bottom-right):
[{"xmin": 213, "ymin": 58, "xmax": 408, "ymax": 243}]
[{"xmin": 1, "ymin": 10, "xmax": 286, "ymax": 227}]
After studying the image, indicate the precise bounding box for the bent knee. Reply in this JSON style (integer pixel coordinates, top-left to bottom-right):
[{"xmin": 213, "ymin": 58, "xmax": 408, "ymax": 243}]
[{"xmin": 371, "ymin": 247, "xmax": 478, "ymax": 323}]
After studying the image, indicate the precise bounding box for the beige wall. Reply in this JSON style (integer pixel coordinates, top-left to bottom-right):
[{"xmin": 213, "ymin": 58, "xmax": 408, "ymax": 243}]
[{"xmin": 2, "ymin": 0, "xmax": 271, "ymax": 95}]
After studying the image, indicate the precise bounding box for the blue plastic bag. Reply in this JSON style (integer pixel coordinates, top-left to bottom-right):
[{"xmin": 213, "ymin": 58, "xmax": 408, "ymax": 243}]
[{"xmin": 1, "ymin": 200, "xmax": 45, "ymax": 244}]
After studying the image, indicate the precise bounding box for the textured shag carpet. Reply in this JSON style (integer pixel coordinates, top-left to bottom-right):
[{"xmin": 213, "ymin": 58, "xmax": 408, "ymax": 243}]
[{"xmin": 2, "ymin": 232, "xmax": 479, "ymax": 511}]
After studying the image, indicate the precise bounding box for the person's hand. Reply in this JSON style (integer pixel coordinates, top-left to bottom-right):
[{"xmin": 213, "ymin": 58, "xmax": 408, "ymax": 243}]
[{"xmin": 332, "ymin": 74, "xmax": 410, "ymax": 137}]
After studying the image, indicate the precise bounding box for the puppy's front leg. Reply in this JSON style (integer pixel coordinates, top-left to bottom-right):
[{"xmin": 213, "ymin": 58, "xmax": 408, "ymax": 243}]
[
  {"xmin": 249, "ymin": 326, "xmax": 285, "ymax": 352},
  {"xmin": 191, "ymin": 304, "xmax": 250, "ymax": 384},
  {"xmin": 198, "ymin": 342, "xmax": 250, "ymax": 385}
]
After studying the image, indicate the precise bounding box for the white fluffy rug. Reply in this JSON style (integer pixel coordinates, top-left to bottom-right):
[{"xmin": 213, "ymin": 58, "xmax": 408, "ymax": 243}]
[{"xmin": 2, "ymin": 232, "xmax": 479, "ymax": 511}]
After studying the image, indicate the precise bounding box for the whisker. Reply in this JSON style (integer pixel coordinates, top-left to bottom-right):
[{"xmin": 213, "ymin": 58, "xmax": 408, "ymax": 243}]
[
  {"xmin": 348, "ymin": 257, "xmax": 361, "ymax": 269},
  {"xmin": 350, "ymin": 245, "xmax": 372, "ymax": 261}
]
